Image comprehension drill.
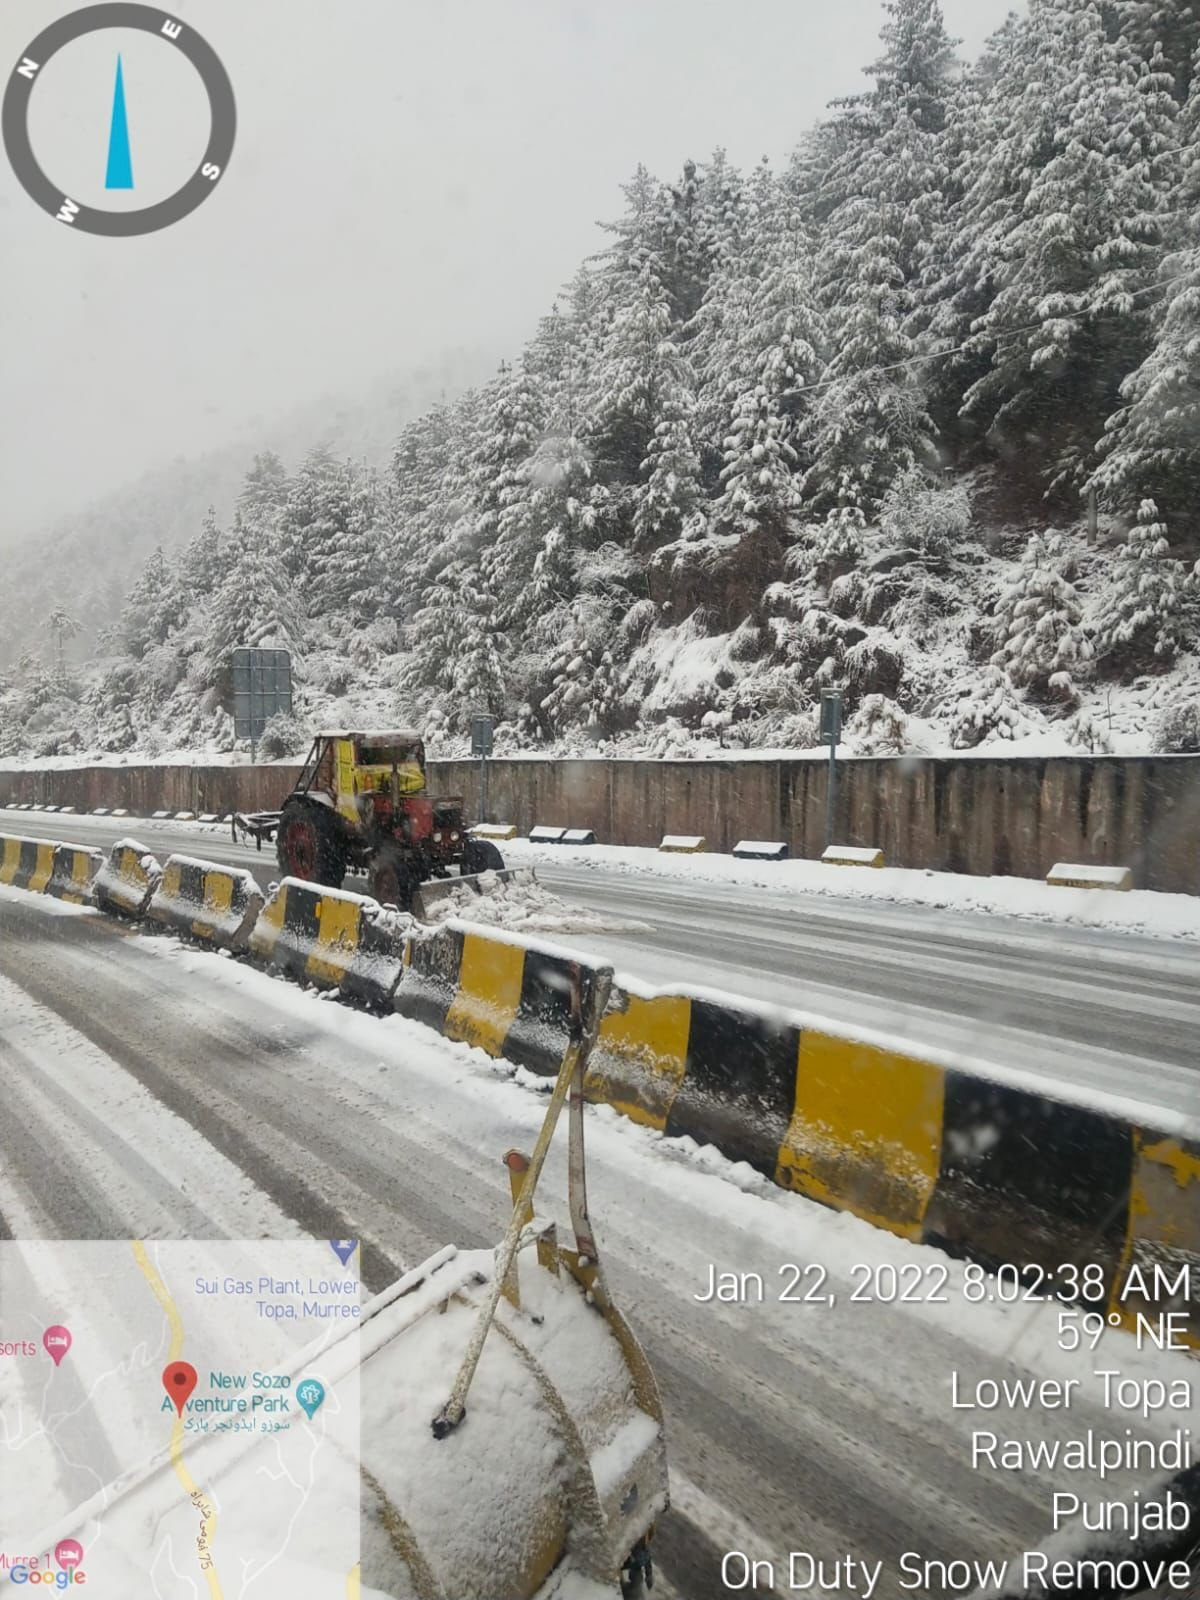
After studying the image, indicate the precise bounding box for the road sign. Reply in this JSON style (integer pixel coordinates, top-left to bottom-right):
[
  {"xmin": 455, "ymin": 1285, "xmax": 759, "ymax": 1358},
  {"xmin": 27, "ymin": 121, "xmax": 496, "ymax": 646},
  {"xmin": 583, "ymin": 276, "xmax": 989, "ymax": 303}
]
[
  {"xmin": 471, "ymin": 716, "xmax": 494, "ymax": 757},
  {"xmin": 3, "ymin": 5, "xmax": 236, "ymax": 238},
  {"xmin": 819, "ymin": 688, "xmax": 843, "ymax": 745},
  {"xmin": 232, "ymin": 648, "xmax": 292, "ymax": 744}
]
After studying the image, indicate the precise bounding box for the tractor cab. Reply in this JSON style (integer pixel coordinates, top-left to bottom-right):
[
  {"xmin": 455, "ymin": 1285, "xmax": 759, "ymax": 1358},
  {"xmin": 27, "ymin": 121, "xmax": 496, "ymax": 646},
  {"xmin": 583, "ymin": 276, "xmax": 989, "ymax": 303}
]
[{"xmin": 299, "ymin": 730, "xmax": 427, "ymax": 827}]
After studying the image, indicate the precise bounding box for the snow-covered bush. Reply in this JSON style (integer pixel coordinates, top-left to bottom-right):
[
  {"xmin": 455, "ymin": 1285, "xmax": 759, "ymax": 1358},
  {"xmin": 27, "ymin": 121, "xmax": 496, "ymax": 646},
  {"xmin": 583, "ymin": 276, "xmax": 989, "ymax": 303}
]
[
  {"xmin": 1154, "ymin": 699, "xmax": 1200, "ymax": 754},
  {"xmin": 257, "ymin": 710, "xmax": 308, "ymax": 760},
  {"xmin": 853, "ymin": 694, "xmax": 909, "ymax": 753},
  {"xmin": 1094, "ymin": 501, "xmax": 1191, "ymax": 675},
  {"xmin": 948, "ymin": 667, "xmax": 1033, "ymax": 749},
  {"xmin": 1066, "ymin": 709, "xmax": 1113, "ymax": 754},
  {"xmin": 812, "ymin": 506, "xmax": 866, "ymax": 584},
  {"xmin": 879, "ymin": 467, "xmax": 972, "ymax": 559},
  {"xmin": 991, "ymin": 534, "xmax": 1090, "ymax": 704}
]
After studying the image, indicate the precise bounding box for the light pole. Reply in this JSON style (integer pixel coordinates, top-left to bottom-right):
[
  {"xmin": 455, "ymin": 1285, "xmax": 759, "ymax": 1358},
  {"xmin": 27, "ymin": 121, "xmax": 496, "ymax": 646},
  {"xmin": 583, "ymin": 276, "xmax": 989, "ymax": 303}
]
[{"xmin": 819, "ymin": 688, "xmax": 843, "ymax": 850}]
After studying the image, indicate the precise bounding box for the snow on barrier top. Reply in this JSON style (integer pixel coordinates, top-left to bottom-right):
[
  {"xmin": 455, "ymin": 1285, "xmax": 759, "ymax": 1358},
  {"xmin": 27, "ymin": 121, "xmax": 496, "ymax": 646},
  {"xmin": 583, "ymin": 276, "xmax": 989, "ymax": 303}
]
[
  {"xmin": 822, "ymin": 844, "xmax": 884, "ymax": 867},
  {"xmin": 732, "ymin": 840, "xmax": 789, "ymax": 861},
  {"xmin": 562, "ymin": 827, "xmax": 596, "ymax": 845},
  {"xmin": 148, "ymin": 854, "xmax": 265, "ymax": 952},
  {"xmin": 1046, "ymin": 862, "xmax": 1133, "ymax": 891},
  {"xmin": 528, "ymin": 825, "xmax": 567, "ymax": 844},
  {"xmin": 659, "ymin": 834, "xmax": 706, "ymax": 853},
  {"xmin": 250, "ymin": 877, "xmax": 411, "ymax": 1008},
  {"xmin": 91, "ymin": 838, "xmax": 163, "ymax": 919}
]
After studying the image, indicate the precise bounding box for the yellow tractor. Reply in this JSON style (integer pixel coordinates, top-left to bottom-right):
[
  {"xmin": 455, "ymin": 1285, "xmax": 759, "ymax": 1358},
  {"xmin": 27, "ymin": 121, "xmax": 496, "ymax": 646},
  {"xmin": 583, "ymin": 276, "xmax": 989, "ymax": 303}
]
[{"xmin": 234, "ymin": 730, "xmax": 508, "ymax": 910}]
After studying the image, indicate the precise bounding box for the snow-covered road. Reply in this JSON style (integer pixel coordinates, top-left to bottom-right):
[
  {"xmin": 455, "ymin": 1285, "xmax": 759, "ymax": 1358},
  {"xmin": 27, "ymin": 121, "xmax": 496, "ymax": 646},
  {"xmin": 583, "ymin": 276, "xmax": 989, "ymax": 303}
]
[
  {"xmin": 15, "ymin": 810, "xmax": 1200, "ymax": 1119},
  {"xmin": 1, "ymin": 889, "xmax": 1195, "ymax": 1598}
]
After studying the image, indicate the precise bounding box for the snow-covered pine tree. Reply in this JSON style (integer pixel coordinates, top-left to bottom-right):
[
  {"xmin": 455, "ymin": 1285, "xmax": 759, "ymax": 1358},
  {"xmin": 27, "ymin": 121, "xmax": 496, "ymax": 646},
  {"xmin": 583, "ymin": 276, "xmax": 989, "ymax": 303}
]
[
  {"xmin": 203, "ymin": 513, "xmax": 304, "ymax": 705},
  {"xmin": 1094, "ymin": 499, "xmax": 1192, "ymax": 671},
  {"xmin": 960, "ymin": 4, "xmax": 1179, "ymax": 499},
  {"xmin": 589, "ymin": 229, "xmax": 677, "ymax": 491},
  {"xmin": 803, "ymin": 3, "xmax": 954, "ymax": 515},
  {"xmin": 1088, "ymin": 40, "xmax": 1200, "ymax": 523},
  {"xmin": 714, "ymin": 385, "xmax": 798, "ymax": 552},
  {"xmin": 451, "ymin": 565, "xmax": 508, "ymax": 720},
  {"xmin": 276, "ymin": 449, "xmax": 380, "ymax": 623},
  {"xmin": 631, "ymin": 368, "xmax": 705, "ymax": 553},
  {"xmin": 116, "ymin": 547, "xmax": 182, "ymax": 659},
  {"xmin": 237, "ymin": 451, "xmax": 288, "ymax": 521},
  {"xmin": 475, "ymin": 360, "xmax": 547, "ymax": 603},
  {"xmin": 991, "ymin": 533, "xmax": 1090, "ymax": 703},
  {"xmin": 179, "ymin": 506, "xmax": 225, "ymax": 601},
  {"xmin": 948, "ymin": 664, "xmax": 1034, "ymax": 747}
]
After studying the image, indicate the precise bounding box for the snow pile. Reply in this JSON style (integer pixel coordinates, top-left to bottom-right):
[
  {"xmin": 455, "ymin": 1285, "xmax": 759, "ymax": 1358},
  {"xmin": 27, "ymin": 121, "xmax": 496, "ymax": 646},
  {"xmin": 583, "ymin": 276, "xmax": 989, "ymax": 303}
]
[{"xmin": 422, "ymin": 870, "xmax": 652, "ymax": 937}]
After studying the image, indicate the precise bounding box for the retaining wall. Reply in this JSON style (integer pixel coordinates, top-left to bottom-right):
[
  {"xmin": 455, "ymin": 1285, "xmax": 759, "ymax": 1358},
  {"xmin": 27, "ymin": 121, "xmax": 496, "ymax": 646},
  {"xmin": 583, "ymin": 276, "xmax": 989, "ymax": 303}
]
[{"xmin": 2, "ymin": 753, "xmax": 1198, "ymax": 891}]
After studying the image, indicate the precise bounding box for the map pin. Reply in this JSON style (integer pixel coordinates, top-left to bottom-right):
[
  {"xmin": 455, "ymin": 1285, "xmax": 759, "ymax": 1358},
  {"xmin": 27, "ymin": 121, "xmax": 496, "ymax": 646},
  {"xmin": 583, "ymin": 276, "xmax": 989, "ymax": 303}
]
[
  {"xmin": 329, "ymin": 1240, "xmax": 357, "ymax": 1267},
  {"xmin": 162, "ymin": 1360, "xmax": 198, "ymax": 1416},
  {"xmin": 296, "ymin": 1378, "xmax": 325, "ymax": 1420},
  {"xmin": 55, "ymin": 1540, "xmax": 84, "ymax": 1570},
  {"xmin": 43, "ymin": 1326, "xmax": 72, "ymax": 1367}
]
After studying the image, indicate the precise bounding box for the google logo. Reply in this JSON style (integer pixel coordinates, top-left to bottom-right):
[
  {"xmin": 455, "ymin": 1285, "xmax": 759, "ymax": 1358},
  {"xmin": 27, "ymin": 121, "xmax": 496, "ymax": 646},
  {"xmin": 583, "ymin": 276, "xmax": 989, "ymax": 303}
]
[{"xmin": 8, "ymin": 1573, "xmax": 88, "ymax": 1588}]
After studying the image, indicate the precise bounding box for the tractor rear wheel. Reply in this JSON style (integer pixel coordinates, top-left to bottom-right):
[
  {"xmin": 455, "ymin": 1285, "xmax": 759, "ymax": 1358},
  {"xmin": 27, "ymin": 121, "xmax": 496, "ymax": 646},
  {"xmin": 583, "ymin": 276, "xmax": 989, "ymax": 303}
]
[
  {"xmin": 369, "ymin": 845, "xmax": 418, "ymax": 912},
  {"xmin": 277, "ymin": 802, "xmax": 348, "ymax": 888},
  {"xmin": 461, "ymin": 837, "xmax": 504, "ymax": 875}
]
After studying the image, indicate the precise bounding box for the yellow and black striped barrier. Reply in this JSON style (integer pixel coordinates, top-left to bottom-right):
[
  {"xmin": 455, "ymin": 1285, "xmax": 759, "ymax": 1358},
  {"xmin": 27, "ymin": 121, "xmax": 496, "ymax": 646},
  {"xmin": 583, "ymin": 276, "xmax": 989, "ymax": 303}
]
[
  {"xmin": 0, "ymin": 835, "xmax": 58, "ymax": 894},
  {"xmin": 249, "ymin": 878, "xmax": 409, "ymax": 1008},
  {"xmin": 1, "ymin": 835, "xmax": 102, "ymax": 902},
  {"xmin": 398, "ymin": 928, "xmax": 1198, "ymax": 1343},
  {"xmin": 148, "ymin": 854, "xmax": 265, "ymax": 951},
  {"xmin": 92, "ymin": 839, "xmax": 163, "ymax": 918},
  {"xmin": 396, "ymin": 922, "xmax": 580, "ymax": 1073},
  {"xmin": 46, "ymin": 843, "xmax": 104, "ymax": 903}
]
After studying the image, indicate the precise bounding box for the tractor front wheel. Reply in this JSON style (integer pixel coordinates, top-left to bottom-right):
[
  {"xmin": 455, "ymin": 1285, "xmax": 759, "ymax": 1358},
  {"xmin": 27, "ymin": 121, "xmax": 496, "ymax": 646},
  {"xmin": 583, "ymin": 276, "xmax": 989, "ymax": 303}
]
[
  {"xmin": 277, "ymin": 803, "xmax": 348, "ymax": 888},
  {"xmin": 461, "ymin": 838, "xmax": 504, "ymax": 875}
]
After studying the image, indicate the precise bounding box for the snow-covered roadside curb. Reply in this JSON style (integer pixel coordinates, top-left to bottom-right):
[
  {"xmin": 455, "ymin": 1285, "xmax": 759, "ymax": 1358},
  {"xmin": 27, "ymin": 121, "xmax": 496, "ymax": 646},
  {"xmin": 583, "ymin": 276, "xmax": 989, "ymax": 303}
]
[{"xmin": 505, "ymin": 839, "xmax": 1200, "ymax": 940}]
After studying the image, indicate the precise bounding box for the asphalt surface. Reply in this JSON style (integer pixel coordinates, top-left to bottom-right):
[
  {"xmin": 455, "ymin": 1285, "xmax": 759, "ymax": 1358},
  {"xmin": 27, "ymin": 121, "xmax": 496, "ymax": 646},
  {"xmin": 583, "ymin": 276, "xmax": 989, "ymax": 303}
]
[
  {"xmin": 11, "ymin": 809, "xmax": 1200, "ymax": 1125},
  {"xmin": 2, "ymin": 887, "xmax": 1180, "ymax": 1600}
]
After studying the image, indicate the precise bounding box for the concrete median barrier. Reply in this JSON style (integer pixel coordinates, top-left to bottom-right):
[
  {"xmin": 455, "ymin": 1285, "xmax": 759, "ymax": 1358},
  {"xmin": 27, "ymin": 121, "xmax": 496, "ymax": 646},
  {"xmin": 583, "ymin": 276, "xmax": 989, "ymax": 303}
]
[
  {"xmin": 45, "ymin": 843, "xmax": 104, "ymax": 904},
  {"xmin": 584, "ymin": 977, "xmax": 1199, "ymax": 1342},
  {"xmin": 148, "ymin": 855, "xmax": 265, "ymax": 951},
  {"xmin": 249, "ymin": 879, "xmax": 410, "ymax": 1007},
  {"xmin": 395, "ymin": 923, "xmax": 587, "ymax": 1076},
  {"xmin": 92, "ymin": 839, "xmax": 163, "ymax": 919},
  {"xmin": 0, "ymin": 835, "xmax": 57, "ymax": 893}
]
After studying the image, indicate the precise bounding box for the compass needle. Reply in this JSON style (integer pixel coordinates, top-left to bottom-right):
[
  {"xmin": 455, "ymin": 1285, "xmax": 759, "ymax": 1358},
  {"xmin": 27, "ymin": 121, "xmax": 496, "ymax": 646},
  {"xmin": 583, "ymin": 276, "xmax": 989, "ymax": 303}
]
[{"xmin": 104, "ymin": 54, "xmax": 134, "ymax": 190}]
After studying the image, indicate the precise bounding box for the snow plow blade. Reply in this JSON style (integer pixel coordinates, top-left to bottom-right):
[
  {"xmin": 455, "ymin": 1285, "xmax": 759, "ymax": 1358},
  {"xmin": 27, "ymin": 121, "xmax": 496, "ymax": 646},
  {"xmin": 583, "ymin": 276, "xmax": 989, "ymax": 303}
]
[
  {"xmin": 23, "ymin": 961, "xmax": 667, "ymax": 1599},
  {"xmin": 412, "ymin": 865, "xmax": 539, "ymax": 922}
]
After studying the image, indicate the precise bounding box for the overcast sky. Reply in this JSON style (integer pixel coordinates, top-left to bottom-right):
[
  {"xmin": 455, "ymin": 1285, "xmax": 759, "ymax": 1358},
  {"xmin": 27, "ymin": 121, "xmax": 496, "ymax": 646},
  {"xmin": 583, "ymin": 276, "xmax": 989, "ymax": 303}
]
[{"xmin": 0, "ymin": 0, "xmax": 1023, "ymax": 540}]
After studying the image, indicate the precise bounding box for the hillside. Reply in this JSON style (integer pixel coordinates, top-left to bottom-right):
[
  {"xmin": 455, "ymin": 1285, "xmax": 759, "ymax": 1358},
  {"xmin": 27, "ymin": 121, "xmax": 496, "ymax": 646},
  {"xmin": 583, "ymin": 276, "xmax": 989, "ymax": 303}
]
[
  {"xmin": 2, "ymin": 0, "xmax": 1200, "ymax": 766},
  {"xmin": 0, "ymin": 350, "xmax": 497, "ymax": 668}
]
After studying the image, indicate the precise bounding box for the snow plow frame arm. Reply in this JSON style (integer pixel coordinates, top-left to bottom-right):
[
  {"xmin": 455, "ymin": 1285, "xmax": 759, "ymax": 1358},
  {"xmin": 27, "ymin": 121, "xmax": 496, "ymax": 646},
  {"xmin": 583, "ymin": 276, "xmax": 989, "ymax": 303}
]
[{"xmin": 431, "ymin": 961, "xmax": 615, "ymax": 1439}]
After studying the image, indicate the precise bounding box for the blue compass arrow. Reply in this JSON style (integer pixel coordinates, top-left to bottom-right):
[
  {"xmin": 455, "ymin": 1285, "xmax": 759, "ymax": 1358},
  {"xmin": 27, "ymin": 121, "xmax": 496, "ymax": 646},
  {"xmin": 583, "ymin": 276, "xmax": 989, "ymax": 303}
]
[{"xmin": 105, "ymin": 55, "xmax": 134, "ymax": 189}]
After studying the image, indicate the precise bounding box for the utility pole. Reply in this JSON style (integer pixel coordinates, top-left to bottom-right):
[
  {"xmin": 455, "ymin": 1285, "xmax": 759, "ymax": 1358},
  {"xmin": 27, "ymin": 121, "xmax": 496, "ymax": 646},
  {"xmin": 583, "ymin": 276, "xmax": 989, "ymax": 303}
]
[
  {"xmin": 820, "ymin": 688, "xmax": 843, "ymax": 849},
  {"xmin": 471, "ymin": 715, "xmax": 494, "ymax": 823}
]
